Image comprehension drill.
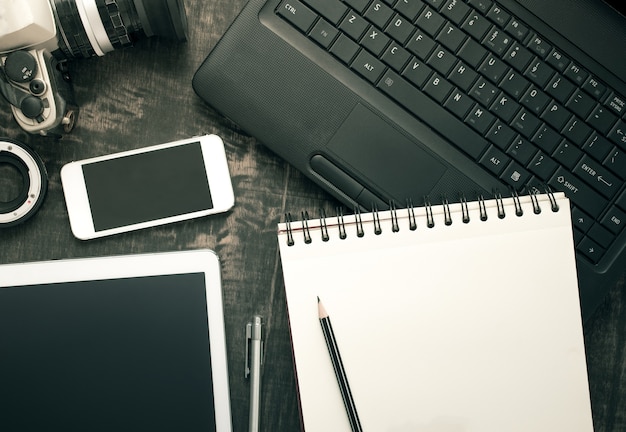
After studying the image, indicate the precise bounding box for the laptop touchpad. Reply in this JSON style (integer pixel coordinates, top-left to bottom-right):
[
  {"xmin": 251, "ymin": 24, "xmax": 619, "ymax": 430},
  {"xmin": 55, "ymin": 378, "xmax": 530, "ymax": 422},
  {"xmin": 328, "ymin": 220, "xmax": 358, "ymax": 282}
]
[{"xmin": 327, "ymin": 104, "xmax": 447, "ymax": 201}]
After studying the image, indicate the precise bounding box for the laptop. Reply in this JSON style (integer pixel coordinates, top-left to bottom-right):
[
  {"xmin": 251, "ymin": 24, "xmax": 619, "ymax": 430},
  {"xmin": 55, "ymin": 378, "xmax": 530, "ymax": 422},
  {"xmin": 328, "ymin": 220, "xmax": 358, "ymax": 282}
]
[{"xmin": 192, "ymin": 0, "xmax": 626, "ymax": 320}]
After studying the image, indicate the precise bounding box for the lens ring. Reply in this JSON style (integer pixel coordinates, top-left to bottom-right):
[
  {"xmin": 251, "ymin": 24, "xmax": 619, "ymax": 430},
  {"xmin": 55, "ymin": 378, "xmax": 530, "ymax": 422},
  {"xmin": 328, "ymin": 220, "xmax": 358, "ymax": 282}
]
[
  {"xmin": 52, "ymin": 0, "xmax": 98, "ymax": 58},
  {"xmin": 75, "ymin": 0, "xmax": 115, "ymax": 56},
  {"xmin": 133, "ymin": 0, "xmax": 188, "ymax": 42},
  {"xmin": 0, "ymin": 139, "xmax": 48, "ymax": 227},
  {"xmin": 167, "ymin": 0, "xmax": 189, "ymax": 42},
  {"xmin": 0, "ymin": 154, "xmax": 30, "ymax": 212},
  {"xmin": 96, "ymin": 0, "xmax": 135, "ymax": 49}
]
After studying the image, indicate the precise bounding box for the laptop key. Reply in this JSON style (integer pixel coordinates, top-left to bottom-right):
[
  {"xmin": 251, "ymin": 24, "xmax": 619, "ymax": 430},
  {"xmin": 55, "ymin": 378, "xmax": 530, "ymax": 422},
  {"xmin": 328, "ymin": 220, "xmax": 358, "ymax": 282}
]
[
  {"xmin": 394, "ymin": 0, "xmax": 425, "ymax": 21},
  {"xmin": 500, "ymin": 161, "xmax": 531, "ymax": 188},
  {"xmin": 553, "ymin": 141, "xmax": 583, "ymax": 170},
  {"xmin": 340, "ymin": 10, "xmax": 369, "ymax": 40},
  {"xmin": 582, "ymin": 76, "xmax": 607, "ymax": 100},
  {"xmin": 330, "ymin": 33, "xmax": 360, "ymax": 64},
  {"xmin": 528, "ymin": 151, "xmax": 558, "ymax": 180},
  {"xmin": 406, "ymin": 30, "xmax": 437, "ymax": 60},
  {"xmin": 601, "ymin": 206, "xmax": 626, "ymax": 234},
  {"xmin": 508, "ymin": 136, "xmax": 537, "ymax": 165},
  {"xmin": 303, "ymin": 0, "xmax": 349, "ymax": 25},
  {"xmin": 351, "ymin": 49, "xmax": 386, "ymax": 83},
  {"xmin": 577, "ymin": 237, "xmax": 605, "ymax": 263},
  {"xmin": 479, "ymin": 54, "xmax": 508, "ymax": 83},
  {"xmin": 520, "ymin": 85, "xmax": 550, "ymax": 115},
  {"xmin": 365, "ymin": 1, "xmax": 394, "ymax": 28},
  {"xmin": 490, "ymin": 92, "xmax": 519, "ymax": 123},
  {"xmin": 608, "ymin": 119, "xmax": 626, "ymax": 147},
  {"xmin": 449, "ymin": 61, "xmax": 478, "ymax": 92},
  {"xmin": 423, "ymin": 73, "xmax": 454, "ymax": 103},
  {"xmin": 532, "ymin": 124, "xmax": 561, "ymax": 153},
  {"xmin": 573, "ymin": 155, "xmax": 622, "ymax": 198},
  {"xmin": 567, "ymin": 89, "xmax": 596, "ymax": 120},
  {"xmin": 465, "ymin": 104, "xmax": 496, "ymax": 134},
  {"xmin": 467, "ymin": 0, "xmax": 493, "ymax": 14},
  {"xmin": 470, "ymin": 77, "xmax": 499, "ymax": 106},
  {"xmin": 605, "ymin": 92, "xmax": 625, "ymax": 117},
  {"xmin": 500, "ymin": 70, "xmax": 529, "ymax": 99},
  {"xmin": 527, "ymin": 34, "xmax": 551, "ymax": 58},
  {"xmin": 441, "ymin": 0, "xmax": 472, "ymax": 25},
  {"xmin": 525, "ymin": 58, "xmax": 554, "ymax": 88},
  {"xmin": 511, "ymin": 108, "xmax": 541, "ymax": 138},
  {"xmin": 587, "ymin": 105, "xmax": 618, "ymax": 135},
  {"xmin": 483, "ymin": 27, "xmax": 511, "ymax": 55},
  {"xmin": 461, "ymin": 13, "xmax": 491, "ymax": 41},
  {"xmin": 584, "ymin": 133, "xmax": 613, "ymax": 162},
  {"xmin": 546, "ymin": 75, "xmax": 575, "ymax": 104},
  {"xmin": 479, "ymin": 145, "xmax": 510, "ymax": 175},
  {"xmin": 458, "ymin": 38, "xmax": 488, "ymax": 68},
  {"xmin": 381, "ymin": 42, "xmax": 411, "ymax": 72},
  {"xmin": 428, "ymin": 46, "xmax": 457, "ymax": 75},
  {"xmin": 423, "ymin": 0, "xmax": 445, "ymax": 10},
  {"xmin": 343, "ymin": 0, "xmax": 370, "ymax": 14},
  {"xmin": 505, "ymin": 18, "xmax": 529, "ymax": 41},
  {"xmin": 502, "ymin": 42, "xmax": 533, "ymax": 72},
  {"xmin": 416, "ymin": 7, "xmax": 446, "ymax": 37},
  {"xmin": 386, "ymin": 14, "xmax": 417, "ymax": 44},
  {"xmin": 402, "ymin": 58, "xmax": 433, "ymax": 87},
  {"xmin": 541, "ymin": 101, "xmax": 570, "ymax": 131},
  {"xmin": 310, "ymin": 19, "xmax": 340, "ymax": 48},
  {"xmin": 588, "ymin": 223, "xmax": 614, "ymax": 249},
  {"xmin": 604, "ymin": 147, "xmax": 626, "ymax": 179},
  {"xmin": 436, "ymin": 23, "xmax": 467, "ymax": 52},
  {"xmin": 445, "ymin": 89, "xmax": 474, "ymax": 119},
  {"xmin": 563, "ymin": 117, "xmax": 592, "ymax": 146},
  {"xmin": 564, "ymin": 63, "xmax": 589, "ymax": 86},
  {"xmin": 546, "ymin": 49, "xmax": 569, "ymax": 72},
  {"xmin": 486, "ymin": 120, "xmax": 516, "ymax": 149},
  {"xmin": 548, "ymin": 168, "xmax": 607, "ymax": 218},
  {"xmin": 277, "ymin": 0, "xmax": 318, "ymax": 32}
]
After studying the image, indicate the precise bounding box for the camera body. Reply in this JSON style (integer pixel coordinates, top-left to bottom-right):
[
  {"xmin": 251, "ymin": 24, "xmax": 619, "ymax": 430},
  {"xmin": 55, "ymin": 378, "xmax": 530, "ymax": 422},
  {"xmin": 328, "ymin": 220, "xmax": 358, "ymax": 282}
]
[
  {"xmin": 0, "ymin": 1, "xmax": 76, "ymax": 136},
  {"xmin": 0, "ymin": 0, "xmax": 188, "ymax": 136}
]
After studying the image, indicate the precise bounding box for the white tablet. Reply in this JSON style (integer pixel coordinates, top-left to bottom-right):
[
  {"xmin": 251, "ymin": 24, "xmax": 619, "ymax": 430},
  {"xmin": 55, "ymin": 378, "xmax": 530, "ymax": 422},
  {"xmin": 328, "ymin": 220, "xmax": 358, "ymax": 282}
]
[{"xmin": 0, "ymin": 249, "xmax": 232, "ymax": 432}]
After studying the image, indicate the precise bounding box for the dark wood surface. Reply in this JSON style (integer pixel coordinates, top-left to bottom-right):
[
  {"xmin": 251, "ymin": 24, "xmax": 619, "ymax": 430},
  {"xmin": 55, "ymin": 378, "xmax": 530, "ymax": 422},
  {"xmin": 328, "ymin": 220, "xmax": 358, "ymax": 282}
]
[{"xmin": 1, "ymin": 1, "xmax": 625, "ymax": 431}]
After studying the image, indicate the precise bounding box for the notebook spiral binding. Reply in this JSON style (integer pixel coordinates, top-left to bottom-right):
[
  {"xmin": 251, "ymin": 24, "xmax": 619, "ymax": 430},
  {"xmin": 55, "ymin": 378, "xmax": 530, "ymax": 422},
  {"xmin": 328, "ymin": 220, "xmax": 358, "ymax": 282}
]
[{"xmin": 283, "ymin": 189, "xmax": 560, "ymax": 247}]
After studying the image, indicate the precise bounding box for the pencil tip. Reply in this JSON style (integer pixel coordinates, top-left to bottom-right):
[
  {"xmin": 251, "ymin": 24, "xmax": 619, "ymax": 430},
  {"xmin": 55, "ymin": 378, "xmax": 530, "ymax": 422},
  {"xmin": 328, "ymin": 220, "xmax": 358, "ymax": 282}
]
[{"xmin": 317, "ymin": 297, "xmax": 328, "ymax": 319}]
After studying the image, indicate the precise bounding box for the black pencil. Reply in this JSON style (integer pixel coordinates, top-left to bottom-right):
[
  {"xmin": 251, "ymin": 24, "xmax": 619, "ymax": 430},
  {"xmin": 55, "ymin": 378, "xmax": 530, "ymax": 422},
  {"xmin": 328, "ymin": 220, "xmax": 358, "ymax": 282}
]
[{"xmin": 318, "ymin": 297, "xmax": 363, "ymax": 432}]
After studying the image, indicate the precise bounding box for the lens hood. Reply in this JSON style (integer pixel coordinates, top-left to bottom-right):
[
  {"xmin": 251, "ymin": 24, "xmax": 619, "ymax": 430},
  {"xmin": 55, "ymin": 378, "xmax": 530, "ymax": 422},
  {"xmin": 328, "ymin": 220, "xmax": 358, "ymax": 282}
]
[{"xmin": 0, "ymin": 138, "xmax": 48, "ymax": 227}]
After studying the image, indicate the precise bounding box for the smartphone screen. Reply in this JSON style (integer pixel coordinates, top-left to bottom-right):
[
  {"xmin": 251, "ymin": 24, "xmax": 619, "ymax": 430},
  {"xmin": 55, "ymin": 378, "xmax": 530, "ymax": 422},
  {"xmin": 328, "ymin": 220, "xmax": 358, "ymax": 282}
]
[{"xmin": 82, "ymin": 142, "xmax": 213, "ymax": 232}]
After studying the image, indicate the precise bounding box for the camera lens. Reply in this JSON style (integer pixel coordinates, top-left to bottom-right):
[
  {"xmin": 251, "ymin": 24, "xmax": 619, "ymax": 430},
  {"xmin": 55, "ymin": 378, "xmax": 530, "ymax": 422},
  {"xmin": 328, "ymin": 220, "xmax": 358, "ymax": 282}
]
[{"xmin": 50, "ymin": 0, "xmax": 188, "ymax": 59}]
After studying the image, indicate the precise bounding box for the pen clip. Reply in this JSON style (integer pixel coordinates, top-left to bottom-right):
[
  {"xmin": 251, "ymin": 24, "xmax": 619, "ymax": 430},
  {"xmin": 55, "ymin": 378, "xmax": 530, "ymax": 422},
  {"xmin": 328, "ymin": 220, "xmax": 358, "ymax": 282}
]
[
  {"xmin": 245, "ymin": 316, "xmax": 264, "ymax": 379},
  {"xmin": 245, "ymin": 322, "xmax": 252, "ymax": 378}
]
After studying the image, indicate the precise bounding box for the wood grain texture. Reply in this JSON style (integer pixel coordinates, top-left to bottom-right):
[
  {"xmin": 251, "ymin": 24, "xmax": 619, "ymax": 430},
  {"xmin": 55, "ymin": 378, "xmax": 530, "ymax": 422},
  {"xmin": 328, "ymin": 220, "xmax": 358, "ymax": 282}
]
[{"xmin": 1, "ymin": 1, "xmax": 625, "ymax": 431}]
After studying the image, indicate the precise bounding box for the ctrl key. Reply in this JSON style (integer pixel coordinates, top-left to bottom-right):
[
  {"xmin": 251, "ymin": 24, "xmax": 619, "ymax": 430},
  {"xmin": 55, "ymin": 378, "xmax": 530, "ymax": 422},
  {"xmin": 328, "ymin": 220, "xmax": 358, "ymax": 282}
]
[
  {"xmin": 577, "ymin": 237, "xmax": 605, "ymax": 264},
  {"xmin": 277, "ymin": 0, "xmax": 317, "ymax": 33}
]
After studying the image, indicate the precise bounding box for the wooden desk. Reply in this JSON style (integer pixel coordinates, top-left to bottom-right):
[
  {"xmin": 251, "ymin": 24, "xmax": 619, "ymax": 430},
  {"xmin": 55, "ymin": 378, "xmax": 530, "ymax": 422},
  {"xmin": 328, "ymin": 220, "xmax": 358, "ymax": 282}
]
[{"xmin": 1, "ymin": 1, "xmax": 625, "ymax": 431}]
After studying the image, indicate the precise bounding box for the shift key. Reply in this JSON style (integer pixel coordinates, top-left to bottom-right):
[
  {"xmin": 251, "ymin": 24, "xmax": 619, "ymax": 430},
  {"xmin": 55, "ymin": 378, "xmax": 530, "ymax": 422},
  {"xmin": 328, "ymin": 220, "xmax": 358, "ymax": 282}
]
[{"xmin": 548, "ymin": 168, "xmax": 607, "ymax": 218}]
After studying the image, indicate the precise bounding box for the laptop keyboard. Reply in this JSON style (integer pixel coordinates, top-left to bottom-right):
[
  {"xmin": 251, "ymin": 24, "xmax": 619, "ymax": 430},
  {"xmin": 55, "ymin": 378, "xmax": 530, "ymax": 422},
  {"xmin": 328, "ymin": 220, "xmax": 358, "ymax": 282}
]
[{"xmin": 276, "ymin": 0, "xmax": 626, "ymax": 265}]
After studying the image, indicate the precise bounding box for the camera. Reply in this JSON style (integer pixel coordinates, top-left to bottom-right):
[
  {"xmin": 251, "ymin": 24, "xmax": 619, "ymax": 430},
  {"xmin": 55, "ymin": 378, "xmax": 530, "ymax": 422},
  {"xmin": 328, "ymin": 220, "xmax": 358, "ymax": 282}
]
[{"xmin": 0, "ymin": 0, "xmax": 188, "ymax": 136}]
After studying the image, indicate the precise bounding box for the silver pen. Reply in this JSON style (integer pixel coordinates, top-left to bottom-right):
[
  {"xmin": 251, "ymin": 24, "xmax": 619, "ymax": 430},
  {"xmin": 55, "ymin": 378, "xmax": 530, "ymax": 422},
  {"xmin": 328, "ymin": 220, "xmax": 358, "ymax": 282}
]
[{"xmin": 245, "ymin": 315, "xmax": 264, "ymax": 432}]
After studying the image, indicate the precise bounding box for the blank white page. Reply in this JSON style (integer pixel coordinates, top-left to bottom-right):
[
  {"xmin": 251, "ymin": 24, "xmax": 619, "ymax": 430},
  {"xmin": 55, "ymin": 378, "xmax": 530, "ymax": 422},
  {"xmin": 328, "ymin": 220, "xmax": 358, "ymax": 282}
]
[{"xmin": 278, "ymin": 193, "xmax": 593, "ymax": 432}]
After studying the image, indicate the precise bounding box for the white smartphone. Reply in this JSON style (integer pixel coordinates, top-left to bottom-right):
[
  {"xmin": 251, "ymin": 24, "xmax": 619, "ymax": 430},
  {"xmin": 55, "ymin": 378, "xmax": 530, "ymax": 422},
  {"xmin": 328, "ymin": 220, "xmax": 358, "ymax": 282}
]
[{"xmin": 61, "ymin": 134, "xmax": 234, "ymax": 240}]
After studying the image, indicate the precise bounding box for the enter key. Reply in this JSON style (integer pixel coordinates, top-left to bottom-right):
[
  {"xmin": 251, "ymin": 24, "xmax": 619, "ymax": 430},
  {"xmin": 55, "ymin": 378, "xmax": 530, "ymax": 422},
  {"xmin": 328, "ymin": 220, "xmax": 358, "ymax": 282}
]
[{"xmin": 573, "ymin": 155, "xmax": 623, "ymax": 198}]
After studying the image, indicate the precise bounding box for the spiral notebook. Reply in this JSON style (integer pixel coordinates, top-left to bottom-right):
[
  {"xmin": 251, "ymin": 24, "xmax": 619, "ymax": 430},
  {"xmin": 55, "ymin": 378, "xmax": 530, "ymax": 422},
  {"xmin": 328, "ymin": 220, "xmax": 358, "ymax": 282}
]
[{"xmin": 277, "ymin": 192, "xmax": 593, "ymax": 432}]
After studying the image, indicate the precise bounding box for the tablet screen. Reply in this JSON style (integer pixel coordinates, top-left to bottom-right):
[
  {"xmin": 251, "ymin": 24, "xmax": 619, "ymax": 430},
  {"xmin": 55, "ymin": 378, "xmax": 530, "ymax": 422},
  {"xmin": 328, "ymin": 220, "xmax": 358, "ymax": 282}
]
[{"xmin": 0, "ymin": 272, "xmax": 218, "ymax": 431}]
